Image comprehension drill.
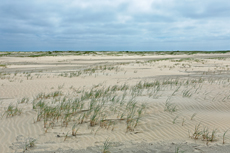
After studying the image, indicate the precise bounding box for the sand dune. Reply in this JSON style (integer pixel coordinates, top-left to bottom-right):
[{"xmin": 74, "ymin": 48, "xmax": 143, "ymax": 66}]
[{"xmin": 1, "ymin": 52, "xmax": 230, "ymax": 153}]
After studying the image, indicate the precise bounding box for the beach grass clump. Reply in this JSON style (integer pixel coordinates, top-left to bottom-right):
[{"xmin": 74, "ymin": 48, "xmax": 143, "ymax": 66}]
[
  {"xmin": 3, "ymin": 104, "xmax": 22, "ymax": 118},
  {"xmin": 58, "ymin": 64, "xmax": 122, "ymax": 78},
  {"xmin": 171, "ymin": 86, "xmax": 181, "ymax": 96},
  {"xmin": 102, "ymin": 138, "xmax": 111, "ymax": 153},
  {"xmin": 164, "ymin": 101, "xmax": 177, "ymax": 113},
  {"xmin": 182, "ymin": 88, "xmax": 193, "ymax": 97},
  {"xmin": 34, "ymin": 91, "xmax": 63, "ymax": 100},
  {"xmin": 72, "ymin": 123, "xmax": 79, "ymax": 136},
  {"xmin": 18, "ymin": 97, "xmax": 29, "ymax": 104},
  {"xmin": 124, "ymin": 100, "xmax": 146, "ymax": 132},
  {"xmin": 22, "ymin": 137, "xmax": 36, "ymax": 152},
  {"xmin": 201, "ymin": 128, "xmax": 218, "ymax": 145},
  {"xmin": 190, "ymin": 123, "xmax": 219, "ymax": 145},
  {"xmin": 134, "ymin": 81, "xmax": 161, "ymax": 90},
  {"xmin": 189, "ymin": 123, "xmax": 202, "ymax": 139},
  {"xmin": 90, "ymin": 104, "xmax": 102, "ymax": 126},
  {"xmin": 30, "ymin": 82, "xmax": 149, "ymax": 136},
  {"xmin": 100, "ymin": 119, "xmax": 116, "ymax": 131}
]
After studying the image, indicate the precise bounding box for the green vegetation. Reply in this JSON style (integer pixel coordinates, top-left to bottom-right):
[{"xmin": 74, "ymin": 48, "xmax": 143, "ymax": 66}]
[
  {"xmin": 30, "ymin": 82, "xmax": 150, "ymax": 136},
  {"xmin": 23, "ymin": 138, "xmax": 36, "ymax": 152},
  {"xmin": 102, "ymin": 138, "xmax": 111, "ymax": 153},
  {"xmin": 164, "ymin": 100, "xmax": 177, "ymax": 113},
  {"xmin": 58, "ymin": 65, "xmax": 121, "ymax": 78},
  {"xmin": 18, "ymin": 97, "xmax": 29, "ymax": 104},
  {"xmin": 28, "ymin": 78, "xmax": 209, "ymax": 137},
  {"xmin": 172, "ymin": 116, "xmax": 179, "ymax": 124},
  {"xmin": 190, "ymin": 113, "xmax": 197, "ymax": 120},
  {"xmin": 189, "ymin": 123, "xmax": 221, "ymax": 145},
  {"xmin": 2, "ymin": 104, "xmax": 22, "ymax": 118},
  {"xmin": 2, "ymin": 53, "xmax": 230, "ymax": 152},
  {"xmin": 0, "ymin": 50, "xmax": 230, "ymax": 57},
  {"xmin": 175, "ymin": 146, "xmax": 186, "ymax": 153},
  {"xmin": 0, "ymin": 64, "xmax": 7, "ymax": 68},
  {"xmin": 223, "ymin": 130, "xmax": 228, "ymax": 144}
]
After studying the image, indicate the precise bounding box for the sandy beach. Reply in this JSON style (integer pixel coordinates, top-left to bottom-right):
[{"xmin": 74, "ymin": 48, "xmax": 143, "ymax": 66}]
[{"xmin": 1, "ymin": 51, "xmax": 230, "ymax": 153}]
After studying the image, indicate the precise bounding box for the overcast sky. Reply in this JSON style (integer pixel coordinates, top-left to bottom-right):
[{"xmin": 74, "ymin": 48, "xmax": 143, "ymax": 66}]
[{"xmin": 0, "ymin": 0, "xmax": 230, "ymax": 51}]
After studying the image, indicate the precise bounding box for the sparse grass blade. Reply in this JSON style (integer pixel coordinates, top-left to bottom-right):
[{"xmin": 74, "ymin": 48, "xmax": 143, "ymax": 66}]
[
  {"xmin": 223, "ymin": 130, "xmax": 228, "ymax": 144},
  {"xmin": 191, "ymin": 113, "xmax": 197, "ymax": 120},
  {"xmin": 102, "ymin": 138, "xmax": 111, "ymax": 153}
]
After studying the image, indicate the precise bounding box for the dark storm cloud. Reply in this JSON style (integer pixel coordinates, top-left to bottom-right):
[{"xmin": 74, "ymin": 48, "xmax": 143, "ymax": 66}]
[{"xmin": 0, "ymin": 0, "xmax": 230, "ymax": 51}]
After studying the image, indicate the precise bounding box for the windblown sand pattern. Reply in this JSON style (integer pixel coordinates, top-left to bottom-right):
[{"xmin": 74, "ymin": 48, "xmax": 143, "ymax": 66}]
[{"xmin": 1, "ymin": 51, "xmax": 230, "ymax": 153}]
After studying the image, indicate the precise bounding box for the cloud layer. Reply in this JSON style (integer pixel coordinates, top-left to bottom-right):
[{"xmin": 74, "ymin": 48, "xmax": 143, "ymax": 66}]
[{"xmin": 1, "ymin": 0, "xmax": 230, "ymax": 51}]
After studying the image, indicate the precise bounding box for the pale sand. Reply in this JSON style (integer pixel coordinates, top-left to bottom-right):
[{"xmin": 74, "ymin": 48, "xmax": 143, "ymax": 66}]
[{"xmin": 1, "ymin": 53, "xmax": 230, "ymax": 153}]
